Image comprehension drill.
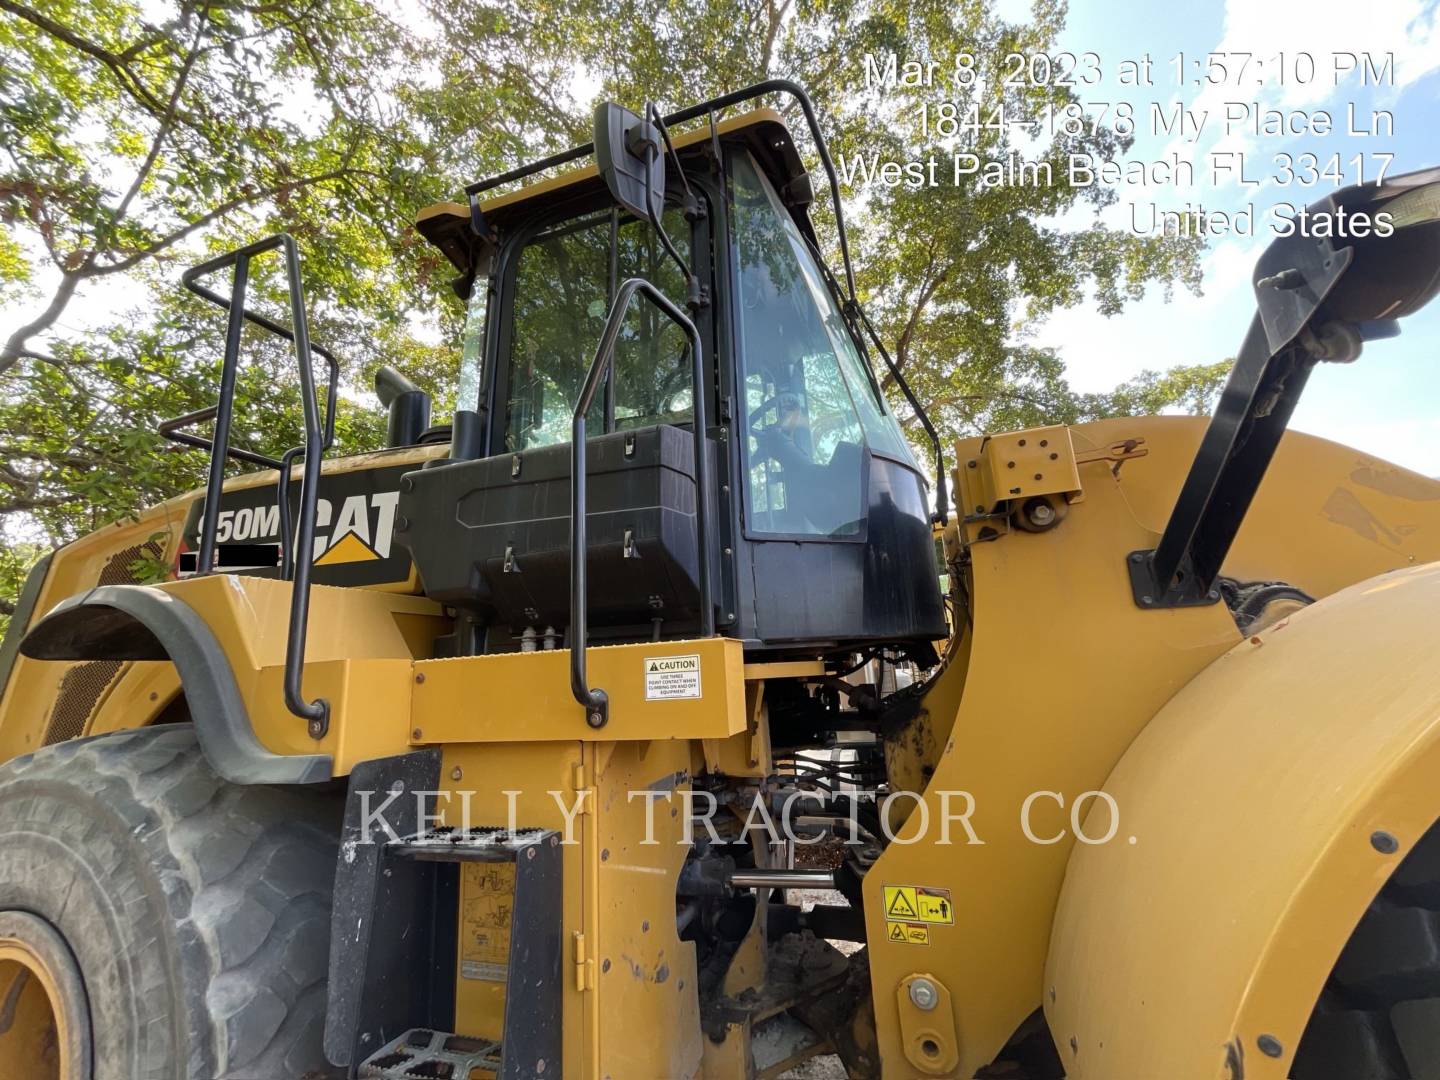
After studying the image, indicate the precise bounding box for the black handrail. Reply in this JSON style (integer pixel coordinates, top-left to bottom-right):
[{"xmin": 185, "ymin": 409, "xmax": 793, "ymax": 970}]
[
  {"xmin": 159, "ymin": 405, "xmax": 285, "ymax": 470},
  {"xmin": 570, "ymin": 277, "xmax": 715, "ymax": 728},
  {"xmin": 180, "ymin": 234, "xmax": 335, "ymax": 738}
]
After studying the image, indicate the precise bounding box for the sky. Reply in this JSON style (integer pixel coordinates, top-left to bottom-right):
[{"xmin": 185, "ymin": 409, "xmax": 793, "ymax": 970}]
[{"xmin": 1008, "ymin": 0, "xmax": 1440, "ymax": 471}]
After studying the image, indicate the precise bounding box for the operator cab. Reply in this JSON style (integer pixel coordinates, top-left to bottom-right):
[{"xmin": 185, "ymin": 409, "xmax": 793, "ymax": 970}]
[{"xmin": 400, "ymin": 100, "xmax": 946, "ymax": 662}]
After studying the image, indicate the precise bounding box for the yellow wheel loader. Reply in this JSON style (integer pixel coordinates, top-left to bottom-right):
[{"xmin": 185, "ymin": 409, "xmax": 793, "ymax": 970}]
[{"xmin": 1, "ymin": 80, "xmax": 1439, "ymax": 1079}]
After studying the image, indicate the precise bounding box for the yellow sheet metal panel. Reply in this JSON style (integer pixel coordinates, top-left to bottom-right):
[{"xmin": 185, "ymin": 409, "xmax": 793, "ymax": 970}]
[
  {"xmin": 1047, "ymin": 561, "xmax": 1440, "ymax": 1078},
  {"xmin": 959, "ymin": 426, "xmax": 1082, "ymax": 514},
  {"xmin": 593, "ymin": 740, "xmax": 703, "ymax": 1078},
  {"xmin": 1073, "ymin": 415, "xmax": 1440, "ymax": 599},
  {"xmin": 865, "ymin": 459, "xmax": 1243, "ymax": 1077},
  {"xmin": 411, "ymin": 638, "xmax": 746, "ymax": 743}
]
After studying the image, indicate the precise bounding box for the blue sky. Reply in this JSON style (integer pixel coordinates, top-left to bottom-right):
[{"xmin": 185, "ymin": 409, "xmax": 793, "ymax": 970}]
[{"xmin": 1009, "ymin": 0, "xmax": 1440, "ymax": 472}]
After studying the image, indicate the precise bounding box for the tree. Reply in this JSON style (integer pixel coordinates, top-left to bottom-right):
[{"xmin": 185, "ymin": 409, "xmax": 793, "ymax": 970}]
[{"xmin": 2, "ymin": 0, "xmax": 1229, "ymax": 632}]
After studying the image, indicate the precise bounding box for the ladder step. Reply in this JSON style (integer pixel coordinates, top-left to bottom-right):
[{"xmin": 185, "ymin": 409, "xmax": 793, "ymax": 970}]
[
  {"xmin": 389, "ymin": 824, "xmax": 555, "ymax": 863},
  {"xmin": 358, "ymin": 1028, "xmax": 502, "ymax": 1079}
]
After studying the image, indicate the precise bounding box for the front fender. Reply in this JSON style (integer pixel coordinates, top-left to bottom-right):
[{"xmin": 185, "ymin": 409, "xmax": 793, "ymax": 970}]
[{"xmin": 1046, "ymin": 561, "xmax": 1440, "ymax": 1079}]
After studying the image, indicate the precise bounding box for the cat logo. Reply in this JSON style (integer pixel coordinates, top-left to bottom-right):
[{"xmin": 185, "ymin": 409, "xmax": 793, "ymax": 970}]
[{"xmin": 311, "ymin": 492, "xmax": 400, "ymax": 565}]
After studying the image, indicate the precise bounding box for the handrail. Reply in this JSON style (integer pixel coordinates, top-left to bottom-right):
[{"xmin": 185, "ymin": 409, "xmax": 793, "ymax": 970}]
[
  {"xmin": 180, "ymin": 233, "xmax": 335, "ymax": 738},
  {"xmin": 570, "ymin": 277, "xmax": 715, "ymax": 728},
  {"xmin": 159, "ymin": 406, "xmax": 285, "ymax": 470}
]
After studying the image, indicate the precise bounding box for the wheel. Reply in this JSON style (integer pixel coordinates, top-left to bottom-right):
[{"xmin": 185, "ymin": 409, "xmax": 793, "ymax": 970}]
[
  {"xmin": 1293, "ymin": 819, "xmax": 1440, "ymax": 1078},
  {"xmin": 0, "ymin": 725, "xmax": 344, "ymax": 1079}
]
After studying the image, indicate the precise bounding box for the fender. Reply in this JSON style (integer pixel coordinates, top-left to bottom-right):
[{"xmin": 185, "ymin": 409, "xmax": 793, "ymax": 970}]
[
  {"xmin": 1046, "ymin": 560, "xmax": 1440, "ymax": 1078},
  {"xmin": 19, "ymin": 583, "xmax": 332, "ymax": 785}
]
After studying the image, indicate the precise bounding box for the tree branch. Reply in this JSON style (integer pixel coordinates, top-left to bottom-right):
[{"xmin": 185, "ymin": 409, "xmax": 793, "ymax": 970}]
[{"xmin": 0, "ymin": 272, "xmax": 80, "ymax": 376}]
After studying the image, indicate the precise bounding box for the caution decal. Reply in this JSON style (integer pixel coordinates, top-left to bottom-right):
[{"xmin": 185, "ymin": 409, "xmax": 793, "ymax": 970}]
[
  {"xmin": 882, "ymin": 884, "xmax": 953, "ymax": 947},
  {"xmin": 643, "ymin": 653, "xmax": 701, "ymax": 700}
]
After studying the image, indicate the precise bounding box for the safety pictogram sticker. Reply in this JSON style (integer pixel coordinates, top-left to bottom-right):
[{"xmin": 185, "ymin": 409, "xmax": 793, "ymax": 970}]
[
  {"xmin": 882, "ymin": 884, "xmax": 954, "ymax": 925},
  {"xmin": 887, "ymin": 921, "xmax": 929, "ymax": 945}
]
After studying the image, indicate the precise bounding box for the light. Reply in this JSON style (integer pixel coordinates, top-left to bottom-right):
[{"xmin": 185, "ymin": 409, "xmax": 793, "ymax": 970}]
[{"xmin": 1385, "ymin": 182, "xmax": 1440, "ymax": 230}]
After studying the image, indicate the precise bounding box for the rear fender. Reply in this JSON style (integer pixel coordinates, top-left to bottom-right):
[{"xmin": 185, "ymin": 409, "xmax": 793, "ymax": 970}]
[
  {"xmin": 19, "ymin": 575, "xmax": 445, "ymax": 782},
  {"xmin": 1046, "ymin": 561, "xmax": 1440, "ymax": 1078}
]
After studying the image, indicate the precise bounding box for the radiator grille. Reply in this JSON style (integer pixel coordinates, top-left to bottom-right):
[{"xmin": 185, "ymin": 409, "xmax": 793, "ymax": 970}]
[{"xmin": 41, "ymin": 540, "xmax": 163, "ymax": 745}]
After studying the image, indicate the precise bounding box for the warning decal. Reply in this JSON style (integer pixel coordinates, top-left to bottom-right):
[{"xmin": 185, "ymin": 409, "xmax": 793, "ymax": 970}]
[
  {"xmin": 883, "ymin": 885, "xmax": 954, "ymax": 925},
  {"xmin": 460, "ymin": 862, "xmax": 515, "ymax": 981},
  {"xmin": 887, "ymin": 922, "xmax": 930, "ymax": 945},
  {"xmin": 644, "ymin": 654, "xmax": 702, "ymax": 700}
]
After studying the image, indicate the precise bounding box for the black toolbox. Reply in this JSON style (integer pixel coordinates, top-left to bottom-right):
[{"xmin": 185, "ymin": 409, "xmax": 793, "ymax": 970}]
[{"xmin": 396, "ymin": 424, "xmax": 713, "ymax": 638}]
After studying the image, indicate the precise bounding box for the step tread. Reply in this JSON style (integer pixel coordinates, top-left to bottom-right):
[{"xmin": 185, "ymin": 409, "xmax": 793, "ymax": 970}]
[{"xmin": 358, "ymin": 1028, "xmax": 503, "ymax": 1079}]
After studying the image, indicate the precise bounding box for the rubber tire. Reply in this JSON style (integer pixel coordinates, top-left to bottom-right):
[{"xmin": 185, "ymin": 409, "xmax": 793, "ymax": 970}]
[
  {"xmin": 0, "ymin": 725, "xmax": 344, "ymax": 1079},
  {"xmin": 1292, "ymin": 819, "xmax": 1440, "ymax": 1078}
]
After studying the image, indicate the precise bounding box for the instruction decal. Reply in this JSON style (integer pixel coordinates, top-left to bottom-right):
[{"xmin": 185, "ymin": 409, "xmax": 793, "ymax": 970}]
[
  {"xmin": 883, "ymin": 885, "xmax": 954, "ymax": 925},
  {"xmin": 644, "ymin": 654, "xmax": 701, "ymax": 700},
  {"xmin": 460, "ymin": 862, "xmax": 515, "ymax": 981}
]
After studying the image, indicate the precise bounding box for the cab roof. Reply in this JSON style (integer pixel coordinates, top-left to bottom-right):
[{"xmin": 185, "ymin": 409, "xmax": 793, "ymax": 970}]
[{"xmin": 415, "ymin": 108, "xmax": 809, "ymax": 276}]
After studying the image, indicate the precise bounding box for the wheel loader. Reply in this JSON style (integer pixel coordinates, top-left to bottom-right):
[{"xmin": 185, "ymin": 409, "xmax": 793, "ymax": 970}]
[{"xmin": 1, "ymin": 79, "xmax": 1439, "ymax": 1079}]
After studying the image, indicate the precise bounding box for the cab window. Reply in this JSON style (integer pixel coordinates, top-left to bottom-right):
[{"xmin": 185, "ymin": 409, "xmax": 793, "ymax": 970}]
[
  {"xmin": 504, "ymin": 206, "xmax": 692, "ymax": 451},
  {"xmin": 731, "ymin": 151, "xmax": 870, "ymax": 537}
]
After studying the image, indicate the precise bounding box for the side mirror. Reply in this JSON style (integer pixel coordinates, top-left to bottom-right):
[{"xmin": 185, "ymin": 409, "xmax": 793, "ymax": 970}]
[{"xmin": 593, "ymin": 102, "xmax": 664, "ymax": 223}]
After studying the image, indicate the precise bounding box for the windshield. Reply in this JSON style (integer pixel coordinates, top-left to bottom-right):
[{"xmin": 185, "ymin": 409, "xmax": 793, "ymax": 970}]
[
  {"xmin": 731, "ymin": 151, "xmax": 915, "ymax": 538},
  {"xmin": 504, "ymin": 206, "xmax": 691, "ymax": 451}
]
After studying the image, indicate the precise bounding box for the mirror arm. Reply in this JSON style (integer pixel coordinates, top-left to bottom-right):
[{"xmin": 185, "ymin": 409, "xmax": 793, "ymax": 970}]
[{"xmin": 638, "ymin": 108, "xmax": 695, "ymax": 294}]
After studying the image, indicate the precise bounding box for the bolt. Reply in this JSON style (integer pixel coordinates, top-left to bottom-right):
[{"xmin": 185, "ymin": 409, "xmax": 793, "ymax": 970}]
[
  {"xmin": 908, "ymin": 977, "xmax": 938, "ymax": 1011},
  {"xmin": 1069, "ymin": 1036, "xmax": 1078, "ymax": 1055},
  {"xmin": 396, "ymin": 515, "xmax": 409, "ymax": 532},
  {"xmin": 526, "ymin": 847, "xmax": 535, "ymax": 860},
  {"xmin": 602, "ymin": 959, "xmax": 611, "ymax": 973},
  {"xmin": 587, "ymin": 711, "xmax": 605, "ymax": 729},
  {"xmin": 1257, "ymin": 1034, "xmax": 1283, "ymax": 1058},
  {"xmin": 1007, "ymin": 460, "xmax": 1016, "ymax": 469},
  {"xmin": 967, "ymin": 460, "xmax": 977, "ymax": 469},
  {"xmin": 1028, "ymin": 503, "xmax": 1056, "ymax": 528},
  {"xmin": 149, "ymin": 691, "xmax": 158, "ymax": 702},
  {"xmin": 1049, "ymin": 452, "xmax": 1058, "ymax": 460},
  {"xmin": 724, "ymin": 547, "xmax": 733, "ymax": 556},
  {"xmin": 415, "ymin": 672, "xmax": 426, "ymax": 684},
  {"xmin": 1018, "ymin": 439, "xmax": 1027, "ymax": 446},
  {"xmin": 536, "ymin": 1059, "xmax": 546, "ymax": 1074},
  {"xmin": 1039, "ymin": 439, "xmax": 1048, "ymax": 447},
  {"xmin": 1130, "ymin": 552, "xmax": 1144, "ymax": 563},
  {"xmin": 1371, "ymin": 830, "xmax": 1400, "ymax": 854},
  {"xmin": 412, "ymin": 727, "xmax": 424, "ymax": 740},
  {"xmin": 1033, "ymin": 472, "xmax": 1043, "ymax": 481},
  {"xmin": 450, "ymin": 766, "xmax": 463, "ymax": 781},
  {"xmin": 1141, "ymin": 595, "xmax": 1154, "ymax": 606}
]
